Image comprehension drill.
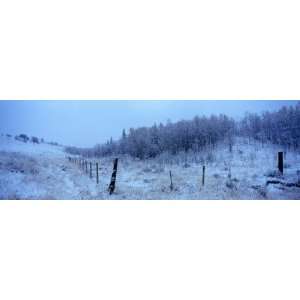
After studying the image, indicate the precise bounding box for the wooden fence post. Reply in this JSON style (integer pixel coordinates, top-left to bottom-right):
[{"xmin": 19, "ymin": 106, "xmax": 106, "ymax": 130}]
[
  {"xmin": 96, "ymin": 162, "xmax": 99, "ymax": 184},
  {"xmin": 108, "ymin": 158, "xmax": 118, "ymax": 195},
  {"xmin": 202, "ymin": 166, "xmax": 205, "ymax": 186},
  {"xmin": 169, "ymin": 170, "xmax": 173, "ymax": 191},
  {"xmin": 85, "ymin": 161, "xmax": 88, "ymax": 174},
  {"xmin": 278, "ymin": 152, "xmax": 283, "ymax": 174},
  {"xmin": 90, "ymin": 162, "xmax": 92, "ymax": 178}
]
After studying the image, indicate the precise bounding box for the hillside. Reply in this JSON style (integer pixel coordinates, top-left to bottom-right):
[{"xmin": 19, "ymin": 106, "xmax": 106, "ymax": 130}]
[
  {"xmin": 0, "ymin": 135, "xmax": 299, "ymax": 199},
  {"xmin": 0, "ymin": 136, "xmax": 101, "ymax": 199}
]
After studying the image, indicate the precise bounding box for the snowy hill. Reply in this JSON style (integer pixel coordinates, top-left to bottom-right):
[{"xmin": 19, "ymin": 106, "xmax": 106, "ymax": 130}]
[
  {"xmin": 0, "ymin": 136, "xmax": 101, "ymax": 199},
  {"xmin": 0, "ymin": 135, "xmax": 300, "ymax": 199}
]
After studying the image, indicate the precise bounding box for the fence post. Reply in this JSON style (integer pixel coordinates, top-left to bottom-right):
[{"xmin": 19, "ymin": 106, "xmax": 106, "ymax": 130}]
[
  {"xmin": 96, "ymin": 162, "xmax": 99, "ymax": 184},
  {"xmin": 108, "ymin": 158, "xmax": 118, "ymax": 195},
  {"xmin": 278, "ymin": 152, "xmax": 283, "ymax": 174},
  {"xmin": 202, "ymin": 166, "xmax": 205, "ymax": 186},
  {"xmin": 90, "ymin": 162, "xmax": 92, "ymax": 178},
  {"xmin": 169, "ymin": 170, "xmax": 173, "ymax": 191},
  {"xmin": 85, "ymin": 161, "xmax": 88, "ymax": 174}
]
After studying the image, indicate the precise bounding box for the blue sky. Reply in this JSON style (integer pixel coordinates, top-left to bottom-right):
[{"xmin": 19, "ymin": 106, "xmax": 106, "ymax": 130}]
[{"xmin": 0, "ymin": 100, "xmax": 298, "ymax": 147}]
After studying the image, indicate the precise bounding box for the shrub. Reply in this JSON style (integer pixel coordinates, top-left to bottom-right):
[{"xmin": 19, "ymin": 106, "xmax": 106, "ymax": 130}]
[
  {"xmin": 31, "ymin": 136, "xmax": 39, "ymax": 144},
  {"xmin": 15, "ymin": 134, "xmax": 29, "ymax": 143}
]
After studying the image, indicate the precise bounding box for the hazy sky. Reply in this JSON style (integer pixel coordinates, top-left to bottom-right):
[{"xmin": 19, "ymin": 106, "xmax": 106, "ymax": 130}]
[{"xmin": 0, "ymin": 100, "xmax": 298, "ymax": 147}]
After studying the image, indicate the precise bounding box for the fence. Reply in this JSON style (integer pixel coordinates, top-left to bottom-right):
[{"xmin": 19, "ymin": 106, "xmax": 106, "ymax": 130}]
[
  {"xmin": 67, "ymin": 151, "xmax": 289, "ymax": 195},
  {"xmin": 67, "ymin": 154, "xmax": 209, "ymax": 195},
  {"xmin": 68, "ymin": 156, "xmax": 118, "ymax": 194}
]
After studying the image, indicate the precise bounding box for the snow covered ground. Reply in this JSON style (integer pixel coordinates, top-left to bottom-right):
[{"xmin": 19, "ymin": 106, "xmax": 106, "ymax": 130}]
[{"xmin": 0, "ymin": 135, "xmax": 300, "ymax": 199}]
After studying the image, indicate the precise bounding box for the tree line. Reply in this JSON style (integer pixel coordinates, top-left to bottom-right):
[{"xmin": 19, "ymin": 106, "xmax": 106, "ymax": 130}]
[
  {"xmin": 239, "ymin": 102, "xmax": 300, "ymax": 149},
  {"xmin": 2, "ymin": 132, "xmax": 61, "ymax": 146},
  {"xmin": 66, "ymin": 114, "xmax": 235, "ymax": 159},
  {"xmin": 65, "ymin": 102, "xmax": 300, "ymax": 160}
]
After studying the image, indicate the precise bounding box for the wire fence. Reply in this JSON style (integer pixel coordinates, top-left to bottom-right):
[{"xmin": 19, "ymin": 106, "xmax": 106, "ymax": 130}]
[{"xmin": 67, "ymin": 151, "xmax": 289, "ymax": 195}]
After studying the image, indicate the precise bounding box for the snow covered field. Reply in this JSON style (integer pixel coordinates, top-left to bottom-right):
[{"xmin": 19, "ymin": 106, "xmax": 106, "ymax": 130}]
[{"xmin": 0, "ymin": 135, "xmax": 300, "ymax": 199}]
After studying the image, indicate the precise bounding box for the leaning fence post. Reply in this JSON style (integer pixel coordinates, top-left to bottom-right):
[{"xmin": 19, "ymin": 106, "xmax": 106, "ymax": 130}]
[
  {"xmin": 108, "ymin": 158, "xmax": 118, "ymax": 195},
  {"xmin": 90, "ymin": 162, "xmax": 92, "ymax": 178},
  {"xmin": 169, "ymin": 170, "xmax": 173, "ymax": 191},
  {"xmin": 202, "ymin": 166, "xmax": 205, "ymax": 186},
  {"xmin": 278, "ymin": 152, "xmax": 283, "ymax": 174},
  {"xmin": 96, "ymin": 162, "xmax": 99, "ymax": 184}
]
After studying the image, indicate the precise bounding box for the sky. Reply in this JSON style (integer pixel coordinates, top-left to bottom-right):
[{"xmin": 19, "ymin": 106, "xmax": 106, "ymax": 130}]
[{"xmin": 0, "ymin": 100, "xmax": 298, "ymax": 147}]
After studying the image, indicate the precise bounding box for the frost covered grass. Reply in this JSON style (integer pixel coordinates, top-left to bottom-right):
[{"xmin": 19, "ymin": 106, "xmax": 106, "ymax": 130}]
[
  {"xmin": 0, "ymin": 136, "xmax": 101, "ymax": 199},
  {"xmin": 69, "ymin": 138, "xmax": 300, "ymax": 200},
  {"xmin": 0, "ymin": 136, "xmax": 300, "ymax": 199}
]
